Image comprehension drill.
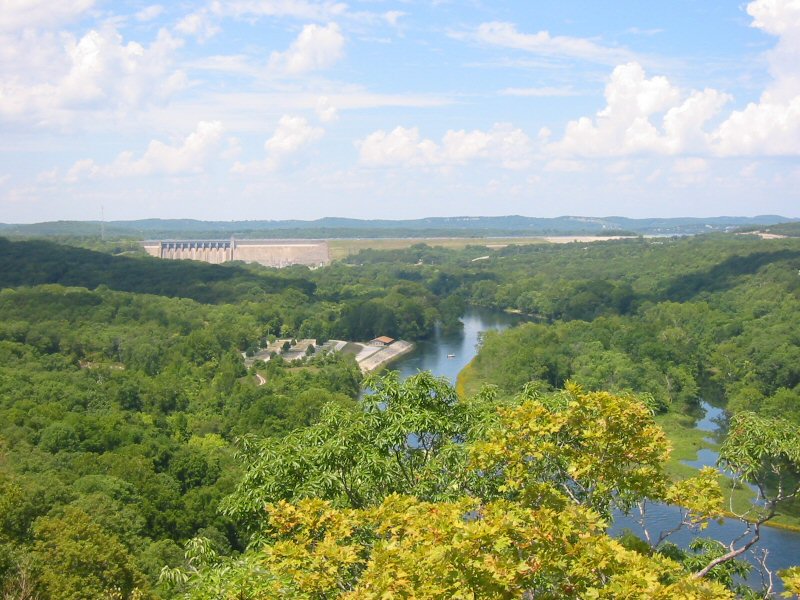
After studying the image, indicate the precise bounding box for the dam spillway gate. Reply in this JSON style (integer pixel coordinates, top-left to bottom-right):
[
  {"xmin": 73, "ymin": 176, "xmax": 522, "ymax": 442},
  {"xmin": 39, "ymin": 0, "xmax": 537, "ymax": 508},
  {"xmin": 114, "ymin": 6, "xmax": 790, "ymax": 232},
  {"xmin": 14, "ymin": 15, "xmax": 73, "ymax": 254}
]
[{"xmin": 142, "ymin": 239, "xmax": 330, "ymax": 268}]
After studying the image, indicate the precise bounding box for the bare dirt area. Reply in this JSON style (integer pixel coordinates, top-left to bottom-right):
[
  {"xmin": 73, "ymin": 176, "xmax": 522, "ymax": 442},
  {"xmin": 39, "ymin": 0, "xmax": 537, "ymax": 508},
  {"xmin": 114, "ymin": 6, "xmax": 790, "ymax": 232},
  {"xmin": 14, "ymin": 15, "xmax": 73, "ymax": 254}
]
[
  {"xmin": 327, "ymin": 237, "xmax": 548, "ymax": 260},
  {"xmin": 542, "ymin": 235, "xmax": 638, "ymax": 244}
]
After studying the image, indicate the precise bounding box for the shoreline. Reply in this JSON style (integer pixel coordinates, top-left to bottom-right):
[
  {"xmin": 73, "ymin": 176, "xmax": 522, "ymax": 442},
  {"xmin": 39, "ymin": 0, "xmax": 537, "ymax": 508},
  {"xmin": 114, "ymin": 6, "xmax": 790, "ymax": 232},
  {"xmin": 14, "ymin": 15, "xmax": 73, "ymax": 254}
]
[{"xmin": 357, "ymin": 340, "xmax": 415, "ymax": 373}]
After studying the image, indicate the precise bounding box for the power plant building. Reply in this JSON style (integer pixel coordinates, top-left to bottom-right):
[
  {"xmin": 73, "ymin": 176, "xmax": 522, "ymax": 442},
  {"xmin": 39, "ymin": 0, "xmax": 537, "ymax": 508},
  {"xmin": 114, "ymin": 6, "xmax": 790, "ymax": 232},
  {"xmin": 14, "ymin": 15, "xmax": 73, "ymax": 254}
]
[{"xmin": 142, "ymin": 239, "xmax": 330, "ymax": 268}]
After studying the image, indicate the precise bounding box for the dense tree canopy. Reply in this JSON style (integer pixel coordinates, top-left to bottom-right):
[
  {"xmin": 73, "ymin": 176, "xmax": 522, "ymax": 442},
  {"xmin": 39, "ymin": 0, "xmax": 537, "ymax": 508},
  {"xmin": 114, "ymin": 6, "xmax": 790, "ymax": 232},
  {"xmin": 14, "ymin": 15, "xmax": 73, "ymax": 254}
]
[
  {"xmin": 2, "ymin": 233, "xmax": 800, "ymax": 597},
  {"xmin": 163, "ymin": 374, "xmax": 800, "ymax": 598}
]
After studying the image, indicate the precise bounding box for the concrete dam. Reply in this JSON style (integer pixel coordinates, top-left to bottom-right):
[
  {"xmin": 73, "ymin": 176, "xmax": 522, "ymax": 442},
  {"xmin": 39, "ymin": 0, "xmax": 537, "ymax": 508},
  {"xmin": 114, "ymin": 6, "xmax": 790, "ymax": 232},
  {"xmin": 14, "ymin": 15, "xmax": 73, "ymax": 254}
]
[{"xmin": 142, "ymin": 239, "xmax": 330, "ymax": 268}]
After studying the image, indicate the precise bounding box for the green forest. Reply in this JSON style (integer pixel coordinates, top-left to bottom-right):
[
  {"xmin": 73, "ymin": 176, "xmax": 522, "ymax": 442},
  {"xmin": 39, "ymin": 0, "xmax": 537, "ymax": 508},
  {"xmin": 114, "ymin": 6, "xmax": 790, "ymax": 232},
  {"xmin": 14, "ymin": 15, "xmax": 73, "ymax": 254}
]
[{"xmin": 1, "ymin": 234, "xmax": 800, "ymax": 598}]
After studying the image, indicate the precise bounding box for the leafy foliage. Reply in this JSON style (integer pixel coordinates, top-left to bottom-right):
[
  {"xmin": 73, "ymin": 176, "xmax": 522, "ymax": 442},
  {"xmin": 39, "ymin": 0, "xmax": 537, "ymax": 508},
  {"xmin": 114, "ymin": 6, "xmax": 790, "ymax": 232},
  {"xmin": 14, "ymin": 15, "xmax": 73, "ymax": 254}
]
[{"xmin": 171, "ymin": 375, "xmax": 740, "ymax": 598}]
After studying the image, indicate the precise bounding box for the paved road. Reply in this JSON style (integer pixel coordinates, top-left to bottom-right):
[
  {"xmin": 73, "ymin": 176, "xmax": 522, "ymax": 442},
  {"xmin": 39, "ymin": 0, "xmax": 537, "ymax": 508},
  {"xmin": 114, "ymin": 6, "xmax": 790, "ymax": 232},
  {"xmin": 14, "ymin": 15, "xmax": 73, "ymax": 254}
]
[{"xmin": 255, "ymin": 373, "xmax": 266, "ymax": 386}]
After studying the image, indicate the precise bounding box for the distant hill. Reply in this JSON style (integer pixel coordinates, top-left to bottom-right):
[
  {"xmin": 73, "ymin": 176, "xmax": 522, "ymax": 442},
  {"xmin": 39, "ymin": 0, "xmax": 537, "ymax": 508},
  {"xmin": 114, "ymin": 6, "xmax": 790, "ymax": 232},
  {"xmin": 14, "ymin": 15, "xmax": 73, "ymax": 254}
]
[{"xmin": 0, "ymin": 215, "xmax": 796, "ymax": 239}]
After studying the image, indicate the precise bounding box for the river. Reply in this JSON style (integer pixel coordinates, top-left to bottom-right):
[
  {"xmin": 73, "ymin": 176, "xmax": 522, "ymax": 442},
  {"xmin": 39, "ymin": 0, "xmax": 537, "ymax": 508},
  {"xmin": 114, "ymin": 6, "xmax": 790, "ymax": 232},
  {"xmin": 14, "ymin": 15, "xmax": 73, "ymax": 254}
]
[
  {"xmin": 390, "ymin": 307, "xmax": 522, "ymax": 384},
  {"xmin": 610, "ymin": 401, "xmax": 800, "ymax": 589},
  {"xmin": 389, "ymin": 307, "xmax": 800, "ymax": 591}
]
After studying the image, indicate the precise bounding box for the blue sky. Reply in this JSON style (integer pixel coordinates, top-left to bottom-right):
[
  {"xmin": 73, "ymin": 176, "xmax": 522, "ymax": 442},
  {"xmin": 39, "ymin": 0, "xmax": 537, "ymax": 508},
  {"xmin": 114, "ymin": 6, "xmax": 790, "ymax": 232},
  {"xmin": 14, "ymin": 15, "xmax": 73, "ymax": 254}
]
[{"xmin": 1, "ymin": 0, "xmax": 799, "ymax": 222}]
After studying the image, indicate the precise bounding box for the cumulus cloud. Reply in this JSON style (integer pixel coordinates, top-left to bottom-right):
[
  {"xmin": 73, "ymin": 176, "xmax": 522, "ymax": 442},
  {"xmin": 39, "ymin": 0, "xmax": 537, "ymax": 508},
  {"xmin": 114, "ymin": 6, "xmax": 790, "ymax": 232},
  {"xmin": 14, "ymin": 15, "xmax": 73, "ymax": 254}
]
[
  {"xmin": 358, "ymin": 123, "xmax": 532, "ymax": 169},
  {"xmin": 546, "ymin": 0, "xmax": 800, "ymax": 159},
  {"xmin": 551, "ymin": 62, "xmax": 730, "ymax": 157},
  {"xmin": 359, "ymin": 127, "xmax": 438, "ymax": 167},
  {"xmin": 175, "ymin": 9, "xmax": 220, "ymax": 41},
  {"xmin": 232, "ymin": 115, "xmax": 324, "ymax": 173},
  {"xmin": 460, "ymin": 21, "xmax": 634, "ymax": 65},
  {"xmin": 712, "ymin": 0, "xmax": 800, "ymax": 155},
  {"xmin": 269, "ymin": 22, "xmax": 345, "ymax": 74},
  {"xmin": 265, "ymin": 115, "xmax": 324, "ymax": 154},
  {"xmin": 383, "ymin": 11, "xmax": 405, "ymax": 27},
  {"xmin": 0, "ymin": 25, "xmax": 186, "ymax": 125},
  {"xmin": 0, "ymin": 0, "xmax": 95, "ymax": 33},
  {"xmin": 315, "ymin": 96, "xmax": 338, "ymax": 122},
  {"xmin": 65, "ymin": 121, "xmax": 224, "ymax": 180}
]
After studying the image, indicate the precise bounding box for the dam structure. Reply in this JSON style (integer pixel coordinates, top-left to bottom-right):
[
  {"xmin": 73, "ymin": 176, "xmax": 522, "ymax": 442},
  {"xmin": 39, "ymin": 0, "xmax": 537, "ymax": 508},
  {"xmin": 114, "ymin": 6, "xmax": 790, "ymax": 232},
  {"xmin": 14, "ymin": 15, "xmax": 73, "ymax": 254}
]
[{"xmin": 142, "ymin": 239, "xmax": 330, "ymax": 268}]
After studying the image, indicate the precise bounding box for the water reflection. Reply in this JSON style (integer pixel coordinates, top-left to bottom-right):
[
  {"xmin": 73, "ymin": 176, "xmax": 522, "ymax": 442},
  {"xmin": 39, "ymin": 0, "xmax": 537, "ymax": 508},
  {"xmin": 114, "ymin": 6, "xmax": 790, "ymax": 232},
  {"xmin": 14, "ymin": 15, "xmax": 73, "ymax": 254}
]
[{"xmin": 391, "ymin": 307, "xmax": 523, "ymax": 384}]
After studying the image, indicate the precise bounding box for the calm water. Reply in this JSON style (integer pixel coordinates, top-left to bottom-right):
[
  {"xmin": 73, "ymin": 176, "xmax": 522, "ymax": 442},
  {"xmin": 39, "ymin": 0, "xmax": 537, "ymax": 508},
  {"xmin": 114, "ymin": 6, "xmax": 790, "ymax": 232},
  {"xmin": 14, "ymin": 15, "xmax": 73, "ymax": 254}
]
[
  {"xmin": 612, "ymin": 402, "xmax": 800, "ymax": 589},
  {"xmin": 390, "ymin": 307, "xmax": 522, "ymax": 384},
  {"xmin": 389, "ymin": 308, "xmax": 800, "ymax": 591}
]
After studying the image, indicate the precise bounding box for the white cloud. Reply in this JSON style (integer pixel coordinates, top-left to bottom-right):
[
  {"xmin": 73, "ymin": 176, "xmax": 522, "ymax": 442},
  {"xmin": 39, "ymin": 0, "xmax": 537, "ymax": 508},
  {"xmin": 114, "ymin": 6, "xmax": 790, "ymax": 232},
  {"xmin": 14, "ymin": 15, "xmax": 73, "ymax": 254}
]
[
  {"xmin": 358, "ymin": 127, "xmax": 438, "ymax": 168},
  {"xmin": 136, "ymin": 5, "xmax": 164, "ymax": 22},
  {"xmin": 58, "ymin": 27, "xmax": 184, "ymax": 107},
  {"xmin": 269, "ymin": 22, "xmax": 345, "ymax": 74},
  {"xmin": 265, "ymin": 115, "xmax": 324, "ymax": 154},
  {"xmin": 383, "ymin": 11, "xmax": 405, "ymax": 27},
  {"xmin": 358, "ymin": 123, "xmax": 532, "ymax": 169},
  {"xmin": 544, "ymin": 1, "xmax": 800, "ymax": 159},
  {"xmin": 175, "ymin": 9, "xmax": 220, "ymax": 41},
  {"xmin": 232, "ymin": 115, "xmax": 324, "ymax": 172},
  {"xmin": 315, "ymin": 96, "xmax": 338, "ymax": 122},
  {"xmin": 552, "ymin": 62, "xmax": 730, "ymax": 157},
  {"xmin": 211, "ymin": 0, "xmax": 348, "ymax": 21},
  {"xmin": 0, "ymin": 25, "xmax": 186, "ymax": 125},
  {"xmin": 747, "ymin": 0, "xmax": 800, "ymax": 37},
  {"xmin": 65, "ymin": 121, "xmax": 224, "ymax": 180},
  {"xmin": 712, "ymin": 0, "xmax": 800, "ymax": 156},
  {"xmin": 0, "ymin": 0, "xmax": 95, "ymax": 33},
  {"xmin": 461, "ymin": 21, "xmax": 634, "ymax": 65}
]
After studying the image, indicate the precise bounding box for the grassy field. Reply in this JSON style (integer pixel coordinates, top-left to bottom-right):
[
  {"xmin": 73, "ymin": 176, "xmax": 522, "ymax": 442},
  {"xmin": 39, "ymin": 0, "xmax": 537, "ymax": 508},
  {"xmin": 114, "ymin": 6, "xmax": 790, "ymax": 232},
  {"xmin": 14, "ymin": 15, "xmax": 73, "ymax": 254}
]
[{"xmin": 327, "ymin": 237, "xmax": 549, "ymax": 260}]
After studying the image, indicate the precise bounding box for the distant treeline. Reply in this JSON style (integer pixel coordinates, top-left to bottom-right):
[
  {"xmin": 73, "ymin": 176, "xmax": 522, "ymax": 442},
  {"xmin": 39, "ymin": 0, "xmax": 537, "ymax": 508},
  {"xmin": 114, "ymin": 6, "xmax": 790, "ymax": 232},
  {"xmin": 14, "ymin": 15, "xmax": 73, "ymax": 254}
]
[
  {"xmin": 1, "ymin": 214, "xmax": 795, "ymax": 239},
  {"xmin": 0, "ymin": 237, "xmax": 315, "ymax": 304}
]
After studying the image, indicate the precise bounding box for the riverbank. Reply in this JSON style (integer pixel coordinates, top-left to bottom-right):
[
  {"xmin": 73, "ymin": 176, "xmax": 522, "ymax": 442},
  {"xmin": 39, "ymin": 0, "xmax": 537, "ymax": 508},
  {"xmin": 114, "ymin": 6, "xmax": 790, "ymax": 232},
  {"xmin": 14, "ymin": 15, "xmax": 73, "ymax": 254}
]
[
  {"xmin": 656, "ymin": 406, "xmax": 800, "ymax": 530},
  {"xmin": 455, "ymin": 356, "xmax": 479, "ymax": 398},
  {"xmin": 353, "ymin": 340, "xmax": 415, "ymax": 373}
]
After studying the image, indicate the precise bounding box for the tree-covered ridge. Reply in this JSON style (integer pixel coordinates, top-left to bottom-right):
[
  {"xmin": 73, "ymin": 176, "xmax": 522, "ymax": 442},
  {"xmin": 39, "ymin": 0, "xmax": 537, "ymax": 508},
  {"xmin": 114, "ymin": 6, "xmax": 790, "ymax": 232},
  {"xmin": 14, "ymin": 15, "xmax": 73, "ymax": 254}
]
[
  {"xmin": 1, "ymin": 214, "xmax": 795, "ymax": 238},
  {"xmin": 0, "ymin": 281, "xmax": 366, "ymax": 598},
  {"xmin": 462, "ymin": 236, "xmax": 800, "ymax": 421},
  {"xmin": 332, "ymin": 234, "xmax": 800, "ymax": 420},
  {"xmin": 0, "ymin": 237, "xmax": 462, "ymax": 341},
  {"xmin": 0, "ymin": 237, "xmax": 315, "ymax": 304}
]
